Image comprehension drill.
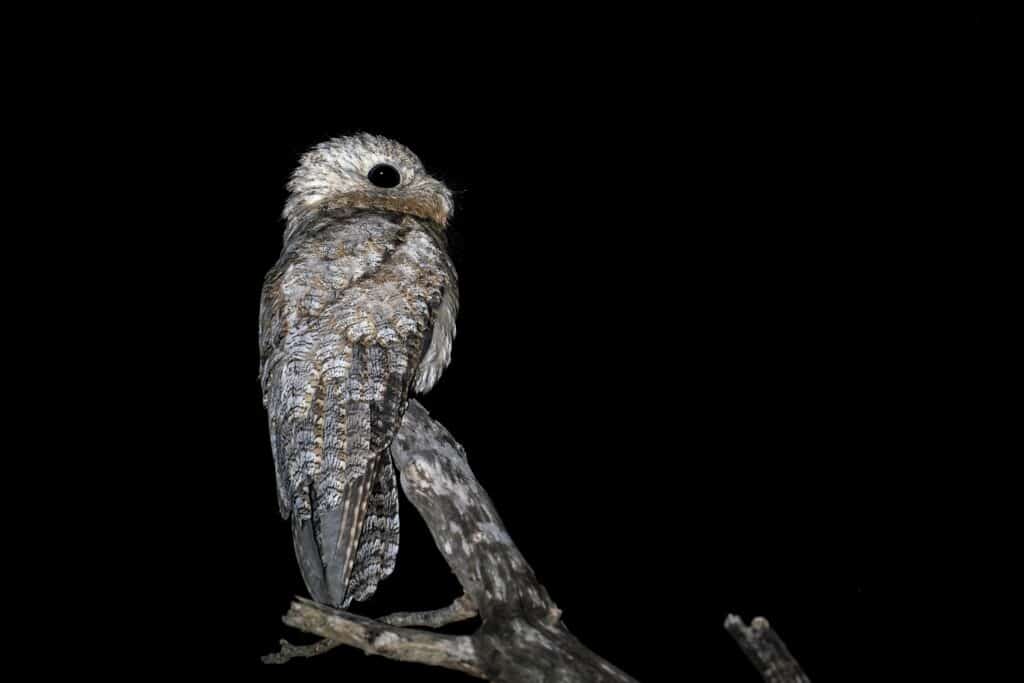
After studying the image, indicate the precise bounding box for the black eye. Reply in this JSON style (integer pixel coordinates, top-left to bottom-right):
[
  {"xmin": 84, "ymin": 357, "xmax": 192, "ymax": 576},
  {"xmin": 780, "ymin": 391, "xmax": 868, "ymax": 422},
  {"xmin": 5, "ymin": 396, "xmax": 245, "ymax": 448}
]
[{"xmin": 368, "ymin": 164, "xmax": 401, "ymax": 188}]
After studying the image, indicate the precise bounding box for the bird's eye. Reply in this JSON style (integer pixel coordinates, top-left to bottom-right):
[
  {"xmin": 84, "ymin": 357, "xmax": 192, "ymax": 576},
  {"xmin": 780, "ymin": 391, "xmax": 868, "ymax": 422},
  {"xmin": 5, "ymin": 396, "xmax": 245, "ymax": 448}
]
[{"xmin": 368, "ymin": 164, "xmax": 401, "ymax": 188}]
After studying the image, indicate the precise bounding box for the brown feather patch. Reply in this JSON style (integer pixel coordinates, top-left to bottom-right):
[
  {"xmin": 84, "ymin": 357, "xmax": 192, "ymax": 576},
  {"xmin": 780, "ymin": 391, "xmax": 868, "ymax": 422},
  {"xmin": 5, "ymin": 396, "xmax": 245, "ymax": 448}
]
[{"xmin": 329, "ymin": 191, "xmax": 451, "ymax": 227}]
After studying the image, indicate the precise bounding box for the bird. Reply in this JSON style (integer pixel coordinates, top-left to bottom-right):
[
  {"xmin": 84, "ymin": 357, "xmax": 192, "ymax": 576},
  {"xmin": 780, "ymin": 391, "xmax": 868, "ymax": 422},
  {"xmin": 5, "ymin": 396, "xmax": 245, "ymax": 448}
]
[{"xmin": 259, "ymin": 133, "xmax": 458, "ymax": 608}]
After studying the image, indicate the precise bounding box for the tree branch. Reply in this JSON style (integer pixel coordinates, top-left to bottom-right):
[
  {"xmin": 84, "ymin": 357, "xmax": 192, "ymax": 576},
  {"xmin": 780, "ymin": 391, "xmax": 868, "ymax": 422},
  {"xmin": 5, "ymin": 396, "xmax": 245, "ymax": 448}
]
[
  {"xmin": 272, "ymin": 597, "xmax": 484, "ymax": 676},
  {"xmin": 261, "ymin": 636, "xmax": 343, "ymax": 665},
  {"xmin": 381, "ymin": 594, "xmax": 478, "ymax": 628},
  {"xmin": 262, "ymin": 593, "xmax": 478, "ymax": 665},
  {"xmin": 266, "ymin": 401, "xmax": 816, "ymax": 680},
  {"xmin": 389, "ymin": 401, "xmax": 562, "ymax": 625},
  {"xmin": 266, "ymin": 400, "xmax": 636, "ymax": 681},
  {"xmin": 725, "ymin": 615, "xmax": 811, "ymax": 683}
]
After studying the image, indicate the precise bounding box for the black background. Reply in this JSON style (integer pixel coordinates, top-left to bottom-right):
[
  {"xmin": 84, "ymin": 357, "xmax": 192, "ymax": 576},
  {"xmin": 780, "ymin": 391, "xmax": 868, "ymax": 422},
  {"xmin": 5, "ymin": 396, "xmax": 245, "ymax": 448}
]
[
  {"xmin": 186, "ymin": 93, "xmax": 877, "ymax": 679},
  {"xmin": 36, "ymin": 9, "xmax": 999, "ymax": 680}
]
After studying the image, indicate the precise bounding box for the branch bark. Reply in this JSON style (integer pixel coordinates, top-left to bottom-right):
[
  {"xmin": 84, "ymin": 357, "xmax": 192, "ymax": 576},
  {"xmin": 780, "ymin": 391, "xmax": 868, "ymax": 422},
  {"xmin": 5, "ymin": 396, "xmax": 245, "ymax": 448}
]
[
  {"xmin": 263, "ymin": 594, "xmax": 477, "ymax": 665},
  {"xmin": 724, "ymin": 615, "xmax": 811, "ymax": 683},
  {"xmin": 262, "ymin": 635, "xmax": 343, "ymax": 664},
  {"xmin": 267, "ymin": 400, "xmax": 636, "ymax": 682},
  {"xmin": 381, "ymin": 594, "xmax": 477, "ymax": 628},
  {"xmin": 274, "ymin": 597, "xmax": 484, "ymax": 676}
]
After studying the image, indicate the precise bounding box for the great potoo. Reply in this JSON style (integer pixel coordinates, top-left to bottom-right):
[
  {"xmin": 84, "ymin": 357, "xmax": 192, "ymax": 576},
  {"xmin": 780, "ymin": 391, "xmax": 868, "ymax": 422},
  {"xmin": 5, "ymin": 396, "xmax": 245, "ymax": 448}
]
[{"xmin": 259, "ymin": 133, "xmax": 458, "ymax": 608}]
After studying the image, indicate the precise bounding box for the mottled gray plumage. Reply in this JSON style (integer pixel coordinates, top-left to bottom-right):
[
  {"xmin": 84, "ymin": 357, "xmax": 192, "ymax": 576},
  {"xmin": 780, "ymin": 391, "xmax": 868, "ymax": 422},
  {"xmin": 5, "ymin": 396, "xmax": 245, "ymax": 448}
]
[{"xmin": 260, "ymin": 134, "xmax": 457, "ymax": 607}]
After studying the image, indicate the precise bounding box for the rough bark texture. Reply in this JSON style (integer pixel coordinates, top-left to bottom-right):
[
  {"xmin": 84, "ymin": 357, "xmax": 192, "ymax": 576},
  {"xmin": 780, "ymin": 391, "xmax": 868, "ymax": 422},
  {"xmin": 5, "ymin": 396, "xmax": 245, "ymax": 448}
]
[
  {"xmin": 275, "ymin": 597, "xmax": 483, "ymax": 676},
  {"xmin": 725, "ymin": 615, "xmax": 811, "ymax": 683},
  {"xmin": 390, "ymin": 401, "xmax": 562, "ymax": 625},
  {"xmin": 381, "ymin": 594, "xmax": 477, "ymax": 628},
  {"xmin": 266, "ymin": 400, "xmax": 636, "ymax": 682},
  {"xmin": 265, "ymin": 401, "xmax": 816, "ymax": 680}
]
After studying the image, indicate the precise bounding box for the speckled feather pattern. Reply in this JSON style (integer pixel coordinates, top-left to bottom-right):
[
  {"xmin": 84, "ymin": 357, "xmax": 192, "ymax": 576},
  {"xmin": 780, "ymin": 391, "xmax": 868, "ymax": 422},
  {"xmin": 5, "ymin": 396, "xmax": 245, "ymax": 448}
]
[{"xmin": 260, "ymin": 134, "xmax": 457, "ymax": 607}]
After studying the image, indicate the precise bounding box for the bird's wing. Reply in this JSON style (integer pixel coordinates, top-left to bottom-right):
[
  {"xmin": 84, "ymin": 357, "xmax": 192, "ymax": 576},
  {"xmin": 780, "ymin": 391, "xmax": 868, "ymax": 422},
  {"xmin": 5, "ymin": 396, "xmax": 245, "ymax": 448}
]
[
  {"xmin": 413, "ymin": 274, "xmax": 459, "ymax": 393},
  {"xmin": 262, "ymin": 328, "xmax": 420, "ymax": 606},
  {"xmin": 345, "ymin": 448, "xmax": 400, "ymax": 603},
  {"xmin": 260, "ymin": 217, "xmax": 454, "ymax": 608},
  {"xmin": 259, "ymin": 273, "xmax": 297, "ymax": 519}
]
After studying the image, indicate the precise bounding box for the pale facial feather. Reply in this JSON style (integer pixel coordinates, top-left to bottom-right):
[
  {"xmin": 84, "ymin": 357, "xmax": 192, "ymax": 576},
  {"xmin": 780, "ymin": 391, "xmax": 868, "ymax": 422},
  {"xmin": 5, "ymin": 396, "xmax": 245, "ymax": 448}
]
[{"xmin": 283, "ymin": 133, "xmax": 453, "ymax": 231}]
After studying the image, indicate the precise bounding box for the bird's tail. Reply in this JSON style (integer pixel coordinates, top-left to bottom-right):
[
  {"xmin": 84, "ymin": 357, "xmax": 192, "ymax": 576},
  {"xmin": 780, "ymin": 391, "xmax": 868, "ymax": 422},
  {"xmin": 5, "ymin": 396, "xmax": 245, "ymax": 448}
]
[
  {"xmin": 290, "ymin": 453, "xmax": 400, "ymax": 608},
  {"xmin": 346, "ymin": 453, "xmax": 400, "ymax": 603}
]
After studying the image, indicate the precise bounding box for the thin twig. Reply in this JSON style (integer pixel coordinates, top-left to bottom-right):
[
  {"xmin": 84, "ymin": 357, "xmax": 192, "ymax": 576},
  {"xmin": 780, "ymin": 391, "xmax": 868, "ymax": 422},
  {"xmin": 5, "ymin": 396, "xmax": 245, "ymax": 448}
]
[
  {"xmin": 261, "ymin": 637, "xmax": 343, "ymax": 664},
  {"xmin": 381, "ymin": 594, "xmax": 478, "ymax": 628}
]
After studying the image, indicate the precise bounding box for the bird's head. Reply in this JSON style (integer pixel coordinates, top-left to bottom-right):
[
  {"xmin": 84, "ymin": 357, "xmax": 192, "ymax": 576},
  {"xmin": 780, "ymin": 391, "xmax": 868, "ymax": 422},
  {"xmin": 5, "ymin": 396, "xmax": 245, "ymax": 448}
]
[{"xmin": 283, "ymin": 133, "xmax": 453, "ymax": 232}]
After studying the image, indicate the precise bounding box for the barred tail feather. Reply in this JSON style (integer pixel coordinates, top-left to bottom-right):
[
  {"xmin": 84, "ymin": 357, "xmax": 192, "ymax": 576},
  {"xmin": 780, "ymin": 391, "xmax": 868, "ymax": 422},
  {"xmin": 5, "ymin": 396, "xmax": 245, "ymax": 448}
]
[
  {"xmin": 346, "ymin": 453, "xmax": 400, "ymax": 603},
  {"xmin": 318, "ymin": 461, "xmax": 379, "ymax": 607},
  {"xmin": 286, "ymin": 343, "xmax": 411, "ymax": 608},
  {"xmin": 291, "ymin": 505, "xmax": 329, "ymax": 605}
]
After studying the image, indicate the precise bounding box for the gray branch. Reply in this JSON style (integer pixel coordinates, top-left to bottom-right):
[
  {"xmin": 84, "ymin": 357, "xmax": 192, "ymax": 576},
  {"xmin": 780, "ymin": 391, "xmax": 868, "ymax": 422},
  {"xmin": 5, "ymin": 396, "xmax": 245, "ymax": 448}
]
[
  {"xmin": 267, "ymin": 400, "xmax": 636, "ymax": 682},
  {"xmin": 725, "ymin": 615, "xmax": 811, "ymax": 683},
  {"xmin": 262, "ymin": 636, "xmax": 343, "ymax": 664},
  {"xmin": 381, "ymin": 594, "xmax": 478, "ymax": 628},
  {"xmin": 263, "ymin": 594, "xmax": 477, "ymax": 665},
  {"xmin": 272, "ymin": 597, "xmax": 484, "ymax": 676}
]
